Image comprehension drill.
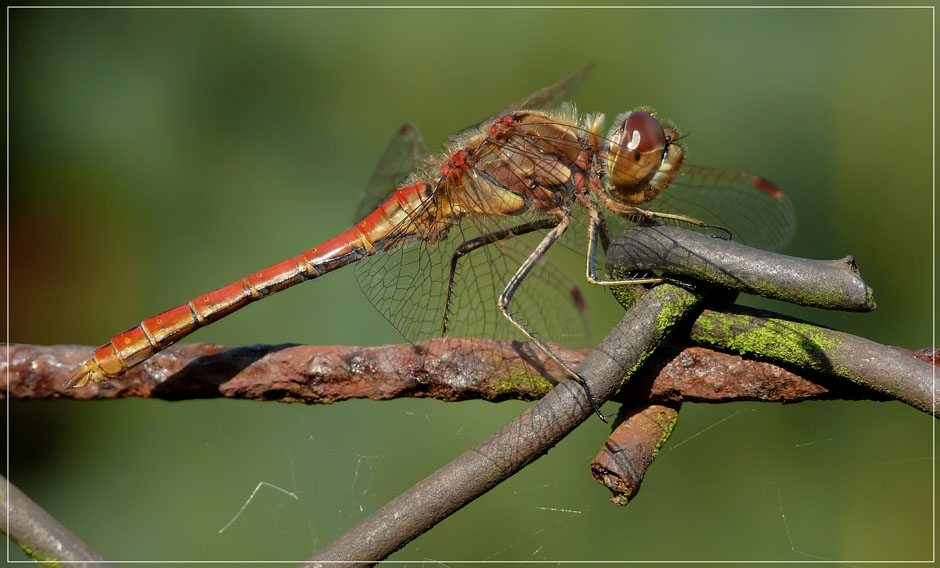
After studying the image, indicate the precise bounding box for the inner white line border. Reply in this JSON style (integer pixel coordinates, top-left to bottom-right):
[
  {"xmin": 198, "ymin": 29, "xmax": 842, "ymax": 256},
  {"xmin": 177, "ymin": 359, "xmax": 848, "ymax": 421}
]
[{"xmin": 5, "ymin": 3, "xmax": 935, "ymax": 565}]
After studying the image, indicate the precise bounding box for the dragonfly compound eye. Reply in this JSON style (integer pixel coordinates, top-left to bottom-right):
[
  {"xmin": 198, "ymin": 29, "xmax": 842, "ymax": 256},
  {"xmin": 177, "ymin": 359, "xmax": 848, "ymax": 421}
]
[{"xmin": 605, "ymin": 111, "xmax": 668, "ymax": 203}]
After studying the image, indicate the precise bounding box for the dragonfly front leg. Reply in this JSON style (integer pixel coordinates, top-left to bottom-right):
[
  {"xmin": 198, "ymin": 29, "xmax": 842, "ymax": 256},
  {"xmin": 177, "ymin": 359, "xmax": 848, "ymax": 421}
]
[
  {"xmin": 585, "ymin": 207, "xmax": 665, "ymax": 287},
  {"xmin": 601, "ymin": 192, "xmax": 733, "ymax": 241},
  {"xmin": 441, "ymin": 218, "xmax": 559, "ymax": 337},
  {"xmin": 495, "ymin": 213, "xmax": 607, "ymax": 421}
]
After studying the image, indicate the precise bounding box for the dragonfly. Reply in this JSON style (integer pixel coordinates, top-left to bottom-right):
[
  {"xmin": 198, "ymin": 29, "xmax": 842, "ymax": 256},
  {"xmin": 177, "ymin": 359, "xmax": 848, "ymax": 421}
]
[{"xmin": 68, "ymin": 66, "xmax": 795, "ymax": 420}]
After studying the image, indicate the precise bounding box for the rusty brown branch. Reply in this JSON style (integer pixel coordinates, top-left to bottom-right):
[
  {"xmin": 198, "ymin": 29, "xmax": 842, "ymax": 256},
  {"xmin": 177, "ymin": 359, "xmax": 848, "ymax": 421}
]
[
  {"xmin": 6, "ymin": 333, "xmax": 931, "ymax": 413},
  {"xmin": 591, "ymin": 404, "xmax": 680, "ymax": 506},
  {"xmin": 5, "ymin": 339, "xmax": 913, "ymax": 406},
  {"xmin": 1, "ymin": 474, "xmax": 111, "ymax": 567},
  {"xmin": 3, "ymin": 339, "xmax": 575, "ymax": 402}
]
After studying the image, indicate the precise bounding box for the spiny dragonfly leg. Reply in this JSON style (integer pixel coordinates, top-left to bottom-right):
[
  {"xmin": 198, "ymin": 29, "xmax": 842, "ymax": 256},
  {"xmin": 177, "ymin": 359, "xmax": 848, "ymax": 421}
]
[
  {"xmin": 585, "ymin": 207, "xmax": 665, "ymax": 287},
  {"xmin": 585, "ymin": 208, "xmax": 707, "ymax": 295},
  {"xmin": 441, "ymin": 218, "xmax": 559, "ymax": 337},
  {"xmin": 647, "ymin": 211, "xmax": 732, "ymax": 240},
  {"xmin": 495, "ymin": 213, "xmax": 608, "ymax": 422},
  {"xmin": 603, "ymin": 196, "xmax": 733, "ymax": 240}
]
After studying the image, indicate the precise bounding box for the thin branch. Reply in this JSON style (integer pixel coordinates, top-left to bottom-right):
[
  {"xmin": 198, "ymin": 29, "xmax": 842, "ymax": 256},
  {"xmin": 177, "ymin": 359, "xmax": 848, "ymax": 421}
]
[
  {"xmin": 1, "ymin": 474, "xmax": 111, "ymax": 567},
  {"xmin": 606, "ymin": 224, "xmax": 875, "ymax": 311}
]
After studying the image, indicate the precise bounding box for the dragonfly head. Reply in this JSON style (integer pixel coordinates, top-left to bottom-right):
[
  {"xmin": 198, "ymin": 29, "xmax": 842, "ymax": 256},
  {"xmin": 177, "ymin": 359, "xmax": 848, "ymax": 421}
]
[{"xmin": 604, "ymin": 110, "xmax": 684, "ymax": 204}]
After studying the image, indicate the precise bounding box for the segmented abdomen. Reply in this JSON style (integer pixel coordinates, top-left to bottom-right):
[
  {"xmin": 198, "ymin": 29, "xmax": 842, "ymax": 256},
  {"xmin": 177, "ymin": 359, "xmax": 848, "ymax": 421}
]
[{"xmin": 69, "ymin": 182, "xmax": 438, "ymax": 387}]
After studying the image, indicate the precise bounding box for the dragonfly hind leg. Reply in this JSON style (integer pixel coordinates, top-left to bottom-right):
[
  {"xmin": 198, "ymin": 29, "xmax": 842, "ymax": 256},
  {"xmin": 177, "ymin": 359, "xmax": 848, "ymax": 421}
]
[{"xmin": 492, "ymin": 213, "xmax": 608, "ymax": 422}]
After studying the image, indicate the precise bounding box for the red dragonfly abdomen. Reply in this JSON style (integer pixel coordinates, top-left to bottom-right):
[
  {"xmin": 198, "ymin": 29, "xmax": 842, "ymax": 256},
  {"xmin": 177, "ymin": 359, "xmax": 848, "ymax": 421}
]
[{"xmin": 68, "ymin": 182, "xmax": 439, "ymax": 387}]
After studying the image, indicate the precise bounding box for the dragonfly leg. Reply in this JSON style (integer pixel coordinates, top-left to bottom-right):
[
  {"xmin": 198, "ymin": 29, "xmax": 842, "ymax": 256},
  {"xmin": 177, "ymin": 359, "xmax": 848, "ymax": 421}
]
[
  {"xmin": 441, "ymin": 217, "xmax": 560, "ymax": 337},
  {"xmin": 496, "ymin": 213, "xmax": 608, "ymax": 422},
  {"xmin": 602, "ymin": 194, "xmax": 733, "ymax": 240},
  {"xmin": 585, "ymin": 207, "xmax": 666, "ymax": 287}
]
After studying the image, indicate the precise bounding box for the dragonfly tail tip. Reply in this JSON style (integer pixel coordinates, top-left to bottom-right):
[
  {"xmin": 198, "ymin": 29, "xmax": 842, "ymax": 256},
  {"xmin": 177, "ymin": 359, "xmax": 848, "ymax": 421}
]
[{"xmin": 65, "ymin": 359, "xmax": 107, "ymax": 389}]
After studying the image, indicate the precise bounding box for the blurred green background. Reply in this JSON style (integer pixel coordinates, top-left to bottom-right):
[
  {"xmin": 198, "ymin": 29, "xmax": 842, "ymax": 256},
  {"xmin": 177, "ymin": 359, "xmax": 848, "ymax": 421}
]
[{"xmin": 8, "ymin": 5, "xmax": 934, "ymax": 564}]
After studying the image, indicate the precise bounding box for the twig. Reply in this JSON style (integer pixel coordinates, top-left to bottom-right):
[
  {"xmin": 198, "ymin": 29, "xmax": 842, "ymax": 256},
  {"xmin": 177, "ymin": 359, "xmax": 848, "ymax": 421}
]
[
  {"xmin": 1, "ymin": 474, "xmax": 111, "ymax": 567},
  {"xmin": 590, "ymin": 404, "xmax": 680, "ymax": 506},
  {"xmin": 606, "ymin": 224, "xmax": 875, "ymax": 311}
]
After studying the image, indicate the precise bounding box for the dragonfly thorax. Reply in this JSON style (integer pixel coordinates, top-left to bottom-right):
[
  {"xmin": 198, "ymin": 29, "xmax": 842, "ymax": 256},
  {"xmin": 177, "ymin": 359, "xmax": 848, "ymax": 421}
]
[{"xmin": 604, "ymin": 110, "xmax": 684, "ymax": 205}]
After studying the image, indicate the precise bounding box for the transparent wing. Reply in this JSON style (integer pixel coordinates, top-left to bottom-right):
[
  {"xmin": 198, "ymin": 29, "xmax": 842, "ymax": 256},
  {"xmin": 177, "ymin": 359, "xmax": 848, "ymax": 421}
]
[
  {"xmin": 641, "ymin": 165, "xmax": 797, "ymax": 251},
  {"xmin": 447, "ymin": 64, "xmax": 594, "ymax": 142},
  {"xmin": 353, "ymin": 123, "xmax": 426, "ymax": 223},
  {"xmin": 503, "ymin": 63, "xmax": 594, "ymax": 113},
  {"xmin": 353, "ymin": 211, "xmax": 591, "ymax": 347}
]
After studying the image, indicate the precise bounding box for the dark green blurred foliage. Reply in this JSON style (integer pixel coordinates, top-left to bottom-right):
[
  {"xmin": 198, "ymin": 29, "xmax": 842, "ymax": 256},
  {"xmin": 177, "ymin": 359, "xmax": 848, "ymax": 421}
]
[{"xmin": 9, "ymin": 7, "xmax": 932, "ymax": 563}]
